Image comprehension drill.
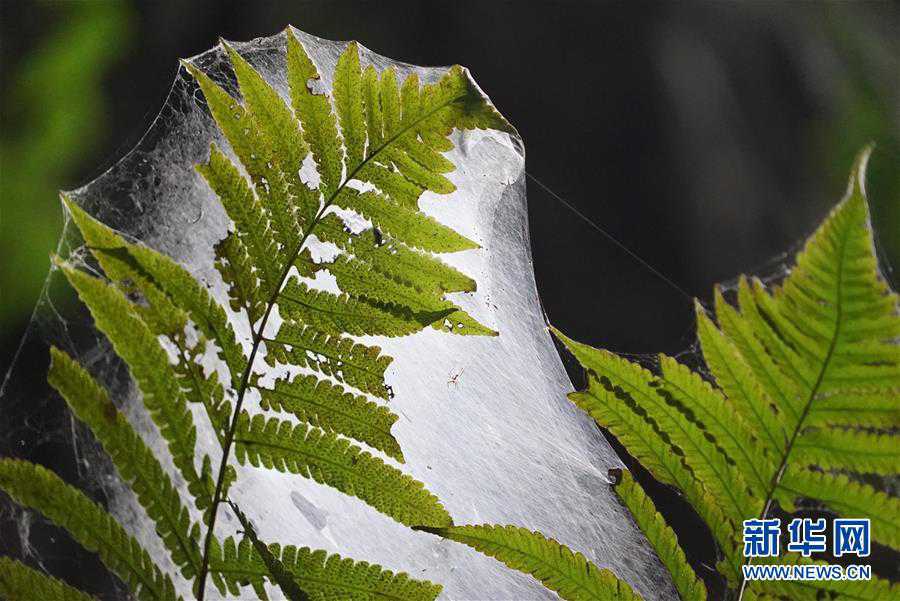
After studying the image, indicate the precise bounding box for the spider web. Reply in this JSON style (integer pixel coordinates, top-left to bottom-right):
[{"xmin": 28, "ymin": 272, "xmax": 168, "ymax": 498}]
[{"xmin": 0, "ymin": 27, "xmax": 676, "ymax": 600}]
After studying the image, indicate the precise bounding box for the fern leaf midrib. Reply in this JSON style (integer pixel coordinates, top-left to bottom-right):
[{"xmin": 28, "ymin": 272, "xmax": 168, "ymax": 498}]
[
  {"xmin": 280, "ymin": 290, "xmax": 381, "ymax": 324},
  {"xmin": 739, "ymin": 202, "xmax": 850, "ymax": 600},
  {"xmin": 757, "ymin": 214, "xmax": 848, "ymax": 518},
  {"xmin": 253, "ymin": 383, "xmax": 395, "ymax": 439},
  {"xmin": 195, "ymin": 80, "xmax": 473, "ymax": 599}
]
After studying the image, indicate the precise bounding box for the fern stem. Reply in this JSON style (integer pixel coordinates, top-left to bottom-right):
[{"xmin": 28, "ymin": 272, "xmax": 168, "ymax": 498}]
[
  {"xmin": 195, "ymin": 91, "xmax": 468, "ymax": 599},
  {"xmin": 736, "ymin": 213, "xmax": 849, "ymax": 601}
]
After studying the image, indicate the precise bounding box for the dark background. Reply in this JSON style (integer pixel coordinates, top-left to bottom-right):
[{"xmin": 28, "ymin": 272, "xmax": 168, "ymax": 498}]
[{"xmin": 1, "ymin": 1, "xmax": 898, "ymax": 599}]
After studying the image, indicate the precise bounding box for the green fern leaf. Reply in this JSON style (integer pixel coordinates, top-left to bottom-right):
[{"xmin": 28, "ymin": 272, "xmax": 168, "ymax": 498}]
[
  {"xmin": 47, "ymin": 347, "xmax": 203, "ymax": 578},
  {"xmin": 27, "ymin": 28, "xmax": 512, "ymax": 600},
  {"xmin": 279, "ymin": 277, "xmax": 429, "ymax": 338},
  {"xmin": 255, "ymin": 371, "xmax": 404, "ymax": 461},
  {"xmin": 333, "ymin": 41, "xmax": 366, "ymax": 172},
  {"xmin": 694, "ymin": 302, "xmax": 789, "ymax": 461},
  {"xmin": 325, "ymin": 254, "xmax": 495, "ymax": 336},
  {"xmin": 551, "ymin": 329, "xmax": 744, "ymax": 581},
  {"xmin": 233, "ymin": 411, "xmax": 451, "ymax": 527},
  {"xmin": 611, "ymin": 469, "xmax": 706, "ymax": 601},
  {"xmin": 286, "ymin": 33, "xmax": 342, "ymax": 198},
  {"xmin": 0, "ymin": 557, "xmax": 97, "ymax": 601},
  {"xmin": 57, "ymin": 262, "xmax": 213, "ymax": 511},
  {"xmin": 264, "ymin": 323, "xmax": 392, "ymax": 397},
  {"xmin": 656, "ymin": 352, "xmax": 774, "ymax": 498},
  {"xmin": 792, "ymin": 427, "xmax": 899, "ymax": 474},
  {"xmin": 775, "ymin": 469, "xmax": 900, "ymax": 549},
  {"xmin": 228, "ymin": 500, "xmax": 310, "ymax": 601},
  {"xmin": 553, "ymin": 146, "xmax": 899, "ymax": 599},
  {"xmin": 552, "ymin": 328, "xmax": 755, "ymax": 523},
  {"xmin": 417, "ymin": 524, "xmax": 639, "ymax": 601},
  {"xmin": 0, "ymin": 459, "xmax": 179, "ymax": 601},
  {"xmin": 197, "ymin": 144, "xmax": 282, "ymax": 291},
  {"xmin": 62, "ymin": 195, "xmax": 246, "ymax": 384},
  {"xmin": 215, "ymin": 232, "xmax": 267, "ymax": 323},
  {"xmin": 208, "ymin": 536, "xmax": 442, "ymax": 600},
  {"xmin": 335, "ymin": 188, "xmax": 478, "ymax": 253},
  {"xmin": 313, "ymin": 212, "xmax": 477, "ymax": 295}
]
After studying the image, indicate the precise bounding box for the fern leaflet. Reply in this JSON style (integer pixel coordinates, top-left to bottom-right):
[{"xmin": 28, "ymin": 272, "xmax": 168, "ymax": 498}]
[
  {"xmin": 0, "ymin": 557, "xmax": 97, "ymax": 601},
  {"xmin": 417, "ymin": 524, "xmax": 639, "ymax": 601},
  {"xmin": 611, "ymin": 469, "xmax": 706, "ymax": 601},
  {"xmin": 0, "ymin": 459, "xmax": 179, "ymax": 601}
]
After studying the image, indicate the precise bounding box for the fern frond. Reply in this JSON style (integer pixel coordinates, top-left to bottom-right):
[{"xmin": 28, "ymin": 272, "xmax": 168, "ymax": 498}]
[
  {"xmin": 255, "ymin": 372, "xmax": 403, "ymax": 461},
  {"xmin": 313, "ymin": 213, "xmax": 476, "ymax": 295},
  {"xmin": 553, "ymin": 328, "xmax": 755, "ymax": 521},
  {"xmin": 225, "ymin": 41, "xmax": 316, "ymax": 238},
  {"xmin": 361, "ymin": 65, "xmax": 383, "ymax": 151},
  {"xmin": 47, "ymin": 347, "xmax": 203, "ymax": 578},
  {"xmin": 209, "ymin": 536, "xmax": 442, "ymax": 601},
  {"xmin": 611, "ymin": 469, "xmax": 706, "ymax": 601},
  {"xmin": 184, "ymin": 60, "xmax": 300, "ymax": 258},
  {"xmin": 233, "ymin": 412, "xmax": 451, "ymax": 527},
  {"xmin": 356, "ymin": 161, "xmax": 423, "ymax": 209},
  {"xmin": 712, "ymin": 286, "xmax": 804, "ymax": 425},
  {"xmin": 325, "ymin": 254, "xmax": 494, "ymax": 336},
  {"xmin": 554, "ymin": 147, "xmax": 899, "ymax": 599},
  {"xmin": 694, "ymin": 302, "xmax": 789, "ymax": 459},
  {"xmin": 418, "ymin": 524, "xmax": 639, "ymax": 601},
  {"xmin": 32, "ymin": 29, "xmax": 513, "ymax": 600},
  {"xmin": 0, "ymin": 459, "xmax": 179, "ymax": 601},
  {"xmin": 333, "ymin": 41, "xmax": 366, "ymax": 172},
  {"xmin": 804, "ymin": 389, "xmax": 900, "ymax": 427},
  {"xmin": 0, "ymin": 557, "xmax": 96, "ymax": 601},
  {"xmin": 656, "ymin": 352, "xmax": 773, "ymax": 497},
  {"xmin": 550, "ymin": 329, "xmax": 742, "ymax": 577}
]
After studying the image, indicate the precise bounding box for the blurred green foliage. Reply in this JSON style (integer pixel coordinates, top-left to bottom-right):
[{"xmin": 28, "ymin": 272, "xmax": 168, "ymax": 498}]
[
  {"xmin": 0, "ymin": 1, "xmax": 132, "ymax": 329},
  {"xmin": 817, "ymin": 6, "xmax": 900, "ymax": 286}
]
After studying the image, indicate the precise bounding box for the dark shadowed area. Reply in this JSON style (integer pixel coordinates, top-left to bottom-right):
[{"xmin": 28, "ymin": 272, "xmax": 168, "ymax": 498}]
[{"xmin": 1, "ymin": 1, "xmax": 898, "ymax": 599}]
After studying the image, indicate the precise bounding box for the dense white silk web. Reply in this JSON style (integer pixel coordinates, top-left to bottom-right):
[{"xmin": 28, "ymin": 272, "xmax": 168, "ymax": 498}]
[{"xmin": 0, "ymin": 28, "xmax": 675, "ymax": 599}]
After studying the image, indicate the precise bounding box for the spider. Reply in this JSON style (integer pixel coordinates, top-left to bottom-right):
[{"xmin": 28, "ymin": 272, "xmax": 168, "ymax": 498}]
[{"xmin": 447, "ymin": 367, "xmax": 465, "ymax": 387}]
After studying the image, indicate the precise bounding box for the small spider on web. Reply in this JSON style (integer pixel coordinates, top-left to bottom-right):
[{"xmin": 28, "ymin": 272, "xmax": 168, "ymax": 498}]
[{"xmin": 447, "ymin": 367, "xmax": 465, "ymax": 388}]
